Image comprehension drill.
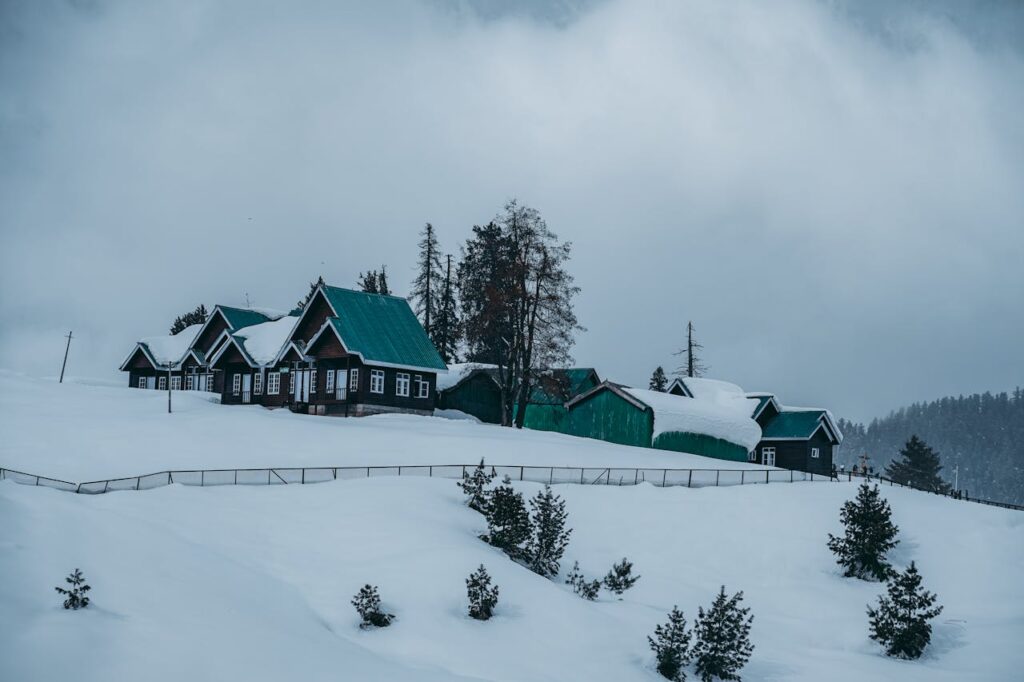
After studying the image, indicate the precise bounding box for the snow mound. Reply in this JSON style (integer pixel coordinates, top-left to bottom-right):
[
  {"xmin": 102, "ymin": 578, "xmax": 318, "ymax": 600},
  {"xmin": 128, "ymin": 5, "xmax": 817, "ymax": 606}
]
[
  {"xmin": 624, "ymin": 385, "xmax": 762, "ymax": 450},
  {"xmin": 139, "ymin": 324, "xmax": 202, "ymax": 366},
  {"xmin": 436, "ymin": 362, "xmax": 498, "ymax": 391},
  {"xmin": 234, "ymin": 316, "xmax": 298, "ymax": 366}
]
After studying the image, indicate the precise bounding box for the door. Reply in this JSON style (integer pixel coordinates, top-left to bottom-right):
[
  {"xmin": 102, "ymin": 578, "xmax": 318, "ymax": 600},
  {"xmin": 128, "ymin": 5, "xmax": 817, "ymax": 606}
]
[
  {"xmin": 762, "ymin": 447, "xmax": 776, "ymax": 467},
  {"xmin": 335, "ymin": 370, "xmax": 347, "ymax": 400},
  {"xmin": 242, "ymin": 373, "xmax": 252, "ymax": 404},
  {"xmin": 294, "ymin": 370, "xmax": 311, "ymax": 403},
  {"xmin": 146, "ymin": 376, "xmax": 156, "ymax": 390}
]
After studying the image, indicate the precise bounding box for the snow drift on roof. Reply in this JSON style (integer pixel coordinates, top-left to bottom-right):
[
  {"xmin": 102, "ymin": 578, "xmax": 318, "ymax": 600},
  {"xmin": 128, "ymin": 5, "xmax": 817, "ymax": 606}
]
[
  {"xmin": 624, "ymin": 384, "xmax": 762, "ymax": 450},
  {"xmin": 234, "ymin": 316, "xmax": 298, "ymax": 366},
  {"xmin": 139, "ymin": 324, "xmax": 202, "ymax": 366},
  {"xmin": 436, "ymin": 362, "xmax": 498, "ymax": 391}
]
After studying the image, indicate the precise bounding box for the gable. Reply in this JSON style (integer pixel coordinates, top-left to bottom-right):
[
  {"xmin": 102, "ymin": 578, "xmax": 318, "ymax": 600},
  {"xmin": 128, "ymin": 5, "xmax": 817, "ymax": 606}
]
[
  {"xmin": 193, "ymin": 310, "xmax": 231, "ymax": 356},
  {"xmin": 307, "ymin": 323, "xmax": 349, "ymax": 359},
  {"xmin": 210, "ymin": 339, "xmax": 253, "ymax": 368},
  {"xmin": 291, "ymin": 289, "xmax": 335, "ymax": 345},
  {"xmin": 126, "ymin": 346, "xmax": 156, "ymax": 370}
]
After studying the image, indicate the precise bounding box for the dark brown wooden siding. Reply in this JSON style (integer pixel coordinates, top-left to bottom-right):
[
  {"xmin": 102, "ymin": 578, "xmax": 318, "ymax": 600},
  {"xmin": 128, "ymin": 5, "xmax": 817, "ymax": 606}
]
[
  {"xmin": 292, "ymin": 290, "xmax": 334, "ymax": 345},
  {"xmin": 194, "ymin": 313, "xmax": 231, "ymax": 356}
]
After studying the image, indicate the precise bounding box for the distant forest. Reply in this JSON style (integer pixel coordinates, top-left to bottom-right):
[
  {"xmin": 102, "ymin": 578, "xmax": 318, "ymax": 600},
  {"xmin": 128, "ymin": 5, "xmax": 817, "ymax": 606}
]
[{"xmin": 837, "ymin": 388, "xmax": 1024, "ymax": 505}]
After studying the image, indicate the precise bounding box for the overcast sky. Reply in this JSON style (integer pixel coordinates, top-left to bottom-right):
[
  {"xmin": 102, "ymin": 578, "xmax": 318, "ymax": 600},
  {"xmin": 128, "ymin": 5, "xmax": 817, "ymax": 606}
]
[{"xmin": 1, "ymin": 0, "xmax": 1022, "ymax": 422}]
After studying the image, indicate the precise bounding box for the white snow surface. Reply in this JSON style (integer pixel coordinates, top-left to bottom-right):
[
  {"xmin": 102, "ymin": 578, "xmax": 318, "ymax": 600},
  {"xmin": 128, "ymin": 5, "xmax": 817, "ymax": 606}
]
[
  {"xmin": 234, "ymin": 315, "xmax": 298, "ymax": 366},
  {"xmin": 242, "ymin": 305, "xmax": 290, "ymax": 320},
  {"xmin": 2, "ymin": 474, "xmax": 1021, "ymax": 681},
  {"xmin": 137, "ymin": 324, "xmax": 202, "ymax": 366},
  {"xmin": 624, "ymin": 385, "xmax": 762, "ymax": 450},
  {"xmin": 435, "ymin": 362, "xmax": 497, "ymax": 392},
  {"xmin": 0, "ymin": 372, "xmax": 767, "ymax": 481}
]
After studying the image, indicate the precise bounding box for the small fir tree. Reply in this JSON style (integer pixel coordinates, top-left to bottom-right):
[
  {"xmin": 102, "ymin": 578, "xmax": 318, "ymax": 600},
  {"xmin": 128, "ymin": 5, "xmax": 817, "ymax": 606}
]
[
  {"xmin": 565, "ymin": 561, "xmax": 601, "ymax": 600},
  {"xmin": 649, "ymin": 606, "xmax": 693, "ymax": 681},
  {"xmin": 431, "ymin": 254, "xmax": 461, "ymax": 363},
  {"xmin": 358, "ymin": 270, "xmax": 380, "ymax": 293},
  {"xmin": 692, "ymin": 587, "xmax": 754, "ymax": 682},
  {"xmin": 603, "ymin": 557, "xmax": 640, "ymax": 595},
  {"xmin": 377, "ymin": 265, "xmax": 391, "ymax": 296},
  {"xmin": 827, "ymin": 483, "xmax": 900, "ymax": 581},
  {"xmin": 457, "ymin": 458, "xmax": 495, "ymax": 513},
  {"xmin": 411, "ymin": 223, "xmax": 443, "ymax": 334},
  {"xmin": 466, "ymin": 564, "xmax": 499, "ymax": 621},
  {"xmin": 170, "ymin": 304, "xmax": 208, "ymax": 335},
  {"xmin": 867, "ymin": 562, "xmax": 943, "ymax": 660},
  {"xmin": 485, "ymin": 476, "xmax": 533, "ymax": 560},
  {"xmin": 295, "ymin": 275, "xmax": 325, "ymax": 311},
  {"xmin": 527, "ymin": 485, "xmax": 572, "ymax": 577},
  {"xmin": 649, "ymin": 366, "xmax": 669, "ymax": 392},
  {"xmin": 55, "ymin": 568, "xmax": 91, "ymax": 610},
  {"xmin": 884, "ymin": 436, "xmax": 951, "ymax": 493},
  {"xmin": 351, "ymin": 584, "xmax": 394, "ymax": 628}
]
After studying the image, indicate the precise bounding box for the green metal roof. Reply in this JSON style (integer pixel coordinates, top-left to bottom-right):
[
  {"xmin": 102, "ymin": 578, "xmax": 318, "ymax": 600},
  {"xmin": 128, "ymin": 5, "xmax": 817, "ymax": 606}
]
[
  {"xmin": 529, "ymin": 368, "xmax": 599, "ymax": 404},
  {"xmin": 219, "ymin": 306, "xmax": 280, "ymax": 330},
  {"xmin": 760, "ymin": 410, "xmax": 831, "ymax": 440},
  {"xmin": 322, "ymin": 286, "xmax": 447, "ymax": 371}
]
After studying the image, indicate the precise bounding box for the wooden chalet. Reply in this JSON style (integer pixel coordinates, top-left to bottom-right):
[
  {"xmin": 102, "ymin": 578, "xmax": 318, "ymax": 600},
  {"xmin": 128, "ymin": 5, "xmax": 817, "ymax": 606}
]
[
  {"xmin": 119, "ymin": 324, "xmax": 203, "ymax": 391},
  {"xmin": 206, "ymin": 315, "xmax": 298, "ymax": 407},
  {"xmin": 747, "ymin": 393, "xmax": 843, "ymax": 475},
  {"xmin": 281, "ymin": 284, "xmax": 447, "ymax": 416}
]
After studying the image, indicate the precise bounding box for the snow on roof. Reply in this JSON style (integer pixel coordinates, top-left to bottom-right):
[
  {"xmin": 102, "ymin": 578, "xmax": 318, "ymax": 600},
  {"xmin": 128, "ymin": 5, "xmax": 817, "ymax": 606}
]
[
  {"xmin": 234, "ymin": 316, "xmax": 298, "ymax": 366},
  {"xmin": 436, "ymin": 362, "xmax": 498, "ymax": 392},
  {"xmin": 624, "ymin": 384, "xmax": 762, "ymax": 451},
  {"xmin": 139, "ymin": 324, "xmax": 203, "ymax": 366},
  {"xmin": 244, "ymin": 306, "xmax": 288, "ymax": 320}
]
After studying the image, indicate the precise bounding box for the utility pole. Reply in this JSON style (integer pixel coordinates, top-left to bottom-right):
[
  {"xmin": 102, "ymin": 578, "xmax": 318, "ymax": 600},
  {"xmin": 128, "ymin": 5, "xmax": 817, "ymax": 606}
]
[
  {"xmin": 168, "ymin": 362, "xmax": 173, "ymax": 414},
  {"xmin": 954, "ymin": 464, "xmax": 959, "ymax": 492},
  {"xmin": 59, "ymin": 331, "xmax": 73, "ymax": 383}
]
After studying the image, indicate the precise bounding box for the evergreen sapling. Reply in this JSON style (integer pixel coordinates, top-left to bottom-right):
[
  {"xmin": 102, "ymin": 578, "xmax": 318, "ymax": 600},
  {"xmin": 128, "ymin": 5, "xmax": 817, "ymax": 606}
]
[
  {"xmin": 692, "ymin": 587, "xmax": 754, "ymax": 682},
  {"xmin": 867, "ymin": 561, "xmax": 943, "ymax": 660},
  {"xmin": 827, "ymin": 483, "xmax": 900, "ymax": 581},
  {"xmin": 55, "ymin": 568, "xmax": 91, "ymax": 610},
  {"xmin": 466, "ymin": 565, "xmax": 499, "ymax": 621},
  {"xmin": 565, "ymin": 561, "xmax": 601, "ymax": 600},
  {"xmin": 458, "ymin": 458, "xmax": 495, "ymax": 513},
  {"xmin": 649, "ymin": 366, "xmax": 669, "ymax": 392},
  {"xmin": 527, "ymin": 485, "xmax": 572, "ymax": 577},
  {"xmin": 649, "ymin": 606, "xmax": 693, "ymax": 681},
  {"xmin": 603, "ymin": 557, "xmax": 640, "ymax": 595},
  {"xmin": 351, "ymin": 584, "xmax": 394, "ymax": 628},
  {"xmin": 884, "ymin": 436, "xmax": 951, "ymax": 494},
  {"xmin": 485, "ymin": 476, "xmax": 533, "ymax": 560}
]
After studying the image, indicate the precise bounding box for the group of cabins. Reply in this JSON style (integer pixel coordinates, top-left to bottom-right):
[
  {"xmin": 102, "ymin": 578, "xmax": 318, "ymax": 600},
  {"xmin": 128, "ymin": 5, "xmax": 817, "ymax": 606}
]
[{"xmin": 121, "ymin": 281, "xmax": 842, "ymax": 475}]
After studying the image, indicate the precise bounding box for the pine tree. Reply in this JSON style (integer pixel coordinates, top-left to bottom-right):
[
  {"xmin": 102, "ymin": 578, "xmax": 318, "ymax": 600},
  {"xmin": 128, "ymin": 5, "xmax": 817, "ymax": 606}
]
[
  {"xmin": 527, "ymin": 485, "xmax": 572, "ymax": 577},
  {"xmin": 867, "ymin": 562, "xmax": 943, "ymax": 660},
  {"xmin": 884, "ymin": 436, "xmax": 951, "ymax": 493},
  {"xmin": 431, "ymin": 254, "xmax": 461, "ymax": 363},
  {"xmin": 457, "ymin": 458, "xmax": 495, "ymax": 513},
  {"xmin": 649, "ymin": 606, "xmax": 693, "ymax": 681},
  {"xmin": 377, "ymin": 265, "xmax": 391, "ymax": 296},
  {"xmin": 485, "ymin": 476, "xmax": 532, "ymax": 560},
  {"xmin": 692, "ymin": 587, "xmax": 754, "ymax": 682},
  {"xmin": 296, "ymin": 275, "xmax": 325, "ymax": 311},
  {"xmin": 565, "ymin": 561, "xmax": 601, "ymax": 600},
  {"xmin": 466, "ymin": 564, "xmax": 499, "ymax": 621},
  {"xmin": 411, "ymin": 223, "xmax": 443, "ymax": 334},
  {"xmin": 351, "ymin": 584, "xmax": 394, "ymax": 628},
  {"xmin": 170, "ymin": 304, "xmax": 209, "ymax": 334},
  {"xmin": 650, "ymin": 366, "xmax": 669, "ymax": 392},
  {"xmin": 358, "ymin": 270, "xmax": 379, "ymax": 293},
  {"xmin": 826, "ymin": 483, "xmax": 900, "ymax": 581},
  {"xmin": 603, "ymin": 557, "xmax": 640, "ymax": 595},
  {"xmin": 673, "ymin": 321, "xmax": 707, "ymax": 378},
  {"xmin": 54, "ymin": 568, "xmax": 91, "ymax": 610}
]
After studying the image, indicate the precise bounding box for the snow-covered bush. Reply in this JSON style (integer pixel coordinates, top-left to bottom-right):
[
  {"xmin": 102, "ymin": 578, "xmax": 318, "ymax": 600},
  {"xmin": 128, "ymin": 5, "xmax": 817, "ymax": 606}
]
[
  {"xmin": 527, "ymin": 485, "xmax": 572, "ymax": 577},
  {"xmin": 485, "ymin": 476, "xmax": 532, "ymax": 560},
  {"xmin": 458, "ymin": 458, "xmax": 495, "ymax": 513},
  {"xmin": 867, "ymin": 562, "xmax": 943, "ymax": 660},
  {"xmin": 603, "ymin": 557, "xmax": 640, "ymax": 595},
  {"xmin": 351, "ymin": 584, "xmax": 394, "ymax": 628},
  {"xmin": 55, "ymin": 568, "xmax": 91, "ymax": 610},
  {"xmin": 565, "ymin": 561, "xmax": 601, "ymax": 600},
  {"xmin": 692, "ymin": 587, "xmax": 754, "ymax": 682},
  {"xmin": 466, "ymin": 564, "xmax": 499, "ymax": 621},
  {"xmin": 649, "ymin": 606, "xmax": 692, "ymax": 681},
  {"xmin": 827, "ymin": 483, "xmax": 900, "ymax": 581}
]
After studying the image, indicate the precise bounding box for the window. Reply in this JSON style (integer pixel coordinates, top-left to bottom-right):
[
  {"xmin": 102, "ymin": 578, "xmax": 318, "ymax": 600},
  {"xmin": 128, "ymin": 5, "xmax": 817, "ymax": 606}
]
[
  {"xmin": 325, "ymin": 369, "xmax": 335, "ymax": 394},
  {"xmin": 158, "ymin": 376, "xmax": 167, "ymax": 391},
  {"xmin": 170, "ymin": 376, "xmax": 181, "ymax": 391},
  {"xmin": 254, "ymin": 371, "xmax": 263, "ymax": 395},
  {"xmin": 762, "ymin": 447, "xmax": 776, "ymax": 467},
  {"xmin": 349, "ymin": 368, "xmax": 359, "ymax": 391},
  {"xmin": 370, "ymin": 369, "xmax": 385, "ymax": 394},
  {"xmin": 267, "ymin": 372, "xmax": 280, "ymax": 395},
  {"xmin": 137, "ymin": 376, "xmax": 147, "ymax": 389},
  {"xmin": 416, "ymin": 375, "xmax": 429, "ymax": 399},
  {"xmin": 186, "ymin": 375, "xmax": 194, "ymax": 391},
  {"xmin": 310, "ymin": 370, "xmax": 317, "ymax": 392},
  {"xmin": 288, "ymin": 371, "xmax": 295, "ymax": 393},
  {"xmin": 811, "ymin": 447, "xmax": 820, "ymax": 459},
  {"xmin": 396, "ymin": 372, "xmax": 410, "ymax": 397},
  {"xmin": 208, "ymin": 373, "xmax": 217, "ymax": 392},
  {"xmin": 232, "ymin": 373, "xmax": 241, "ymax": 396},
  {"xmin": 748, "ymin": 450, "xmax": 757, "ymax": 462}
]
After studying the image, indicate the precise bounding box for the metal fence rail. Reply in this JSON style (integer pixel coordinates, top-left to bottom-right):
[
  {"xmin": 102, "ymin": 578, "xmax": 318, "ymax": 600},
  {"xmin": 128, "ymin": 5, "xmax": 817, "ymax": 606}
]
[{"xmin": 2, "ymin": 464, "xmax": 1021, "ymax": 510}]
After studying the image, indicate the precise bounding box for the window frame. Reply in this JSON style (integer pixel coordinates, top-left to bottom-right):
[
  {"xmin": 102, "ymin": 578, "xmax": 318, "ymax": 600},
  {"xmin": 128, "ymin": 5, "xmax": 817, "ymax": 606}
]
[
  {"xmin": 325, "ymin": 369, "xmax": 335, "ymax": 394},
  {"xmin": 396, "ymin": 372, "xmax": 410, "ymax": 397},
  {"xmin": 288, "ymin": 371, "xmax": 295, "ymax": 393},
  {"xmin": 254, "ymin": 371, "xmax": 263, "ymax": 396},
  {"xmin": 349, "ymin": 368, "xmax": 359, "ymax": 391},
  {"xmin": 762, "ymin": 446, "xmax": 776, "ymax": 467},
  {"xmin": 208, "ymin": 373, "xmax": 217, "ymax": 392},
  {"xmin": 137, "ymin": 376, "xmax": 147, "ymax": 389},
  {"xmin": 370, "ymin": 369, "xmax": 385, "ymax": 394},
  {"xmin": 170, "ymin": 375, "xmax": 181, "ymax": 391},
  {"xmin": 415, "ymin": 375, "xmax": 429, "ymax": 399},
  {"xmin": 158, "ymin": 376, "xmax": 167, "ymax": 391},
  {"xmin": 185, "ymin": 374, "xmax": 194, "ymax": 391},
  {"xmin": 811, "ymin": 447, "xmax": 820, "ymax": 459},
  {"xmin": 267, "ymin": 372, "xmax": 280, "ymax": 395},
  {"xmin": 310, "ymin": 370, "xmax": 317, "ymax": 393},
  {"xmin": 232, "ymin": 373, "xmax": 241, "ymax": 396}
]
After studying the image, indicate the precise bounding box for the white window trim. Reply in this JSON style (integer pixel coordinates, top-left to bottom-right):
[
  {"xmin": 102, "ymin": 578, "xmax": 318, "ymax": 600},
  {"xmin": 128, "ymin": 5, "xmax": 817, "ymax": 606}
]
[
  {"xmin": 254, "ymin": 371, "xmax": 263, "ymax": 396},
  {"xmin": 416, "ymin": 375, "xmax": 429, "ymax": 399},
  {"xmin": 289, "ymin": 371, "xmax": 295, "ymax": 393},
  {"xmin": 762, "ymin": 446, "xmax": 776, "ymax": 467},
  {"xmin": 137, "ymin": 376, "xmax": 147, "ymax": 389},
  {"xmin": 186, "ymin": 375, "xmax": 194, "ymax": 391},
  {"xmin": 811, "ymin": 447, "xmax": 820, "ymax": 459},
  {"xmin": 232, "ymin": 374, "xmax": 241, "ymax": 396},
  {"xmin": 396, "ymin": 372, "xmax": 410, "ymax": 397},
  {"xmin": 370, "ymin": 369, "xmax": 385, "ymax": 394},
  {"xmin": 158, "ymin": 376, "xmax": 167, "ymax": 391},
  {"xmin": 208, "ymin": 373, "xmax": 217, "ymax": 392},
  {"xmin": 326, "ymin": 369, "xmax": 335, "ymax": 394},
  {"xmin": 268, "ymin": 372, "xmax": 280, "ymax": 395},
  {"xmin": 171, "ymin": 375, "xmax": 182, "ymax": 391},
  {"xmin": 310, "ymin": 370, "xmax": 317, "ymax": 392},
  {"xmin": 349, "ymin": 368, "xmax": 359, "ymax": 391}
]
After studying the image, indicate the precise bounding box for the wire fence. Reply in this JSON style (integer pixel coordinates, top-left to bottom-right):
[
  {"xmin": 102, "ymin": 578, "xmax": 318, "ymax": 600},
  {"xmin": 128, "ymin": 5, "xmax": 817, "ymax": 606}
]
[{"xmin": 2, "ymin": 464, "xmax": 1021, "ymax": 510}]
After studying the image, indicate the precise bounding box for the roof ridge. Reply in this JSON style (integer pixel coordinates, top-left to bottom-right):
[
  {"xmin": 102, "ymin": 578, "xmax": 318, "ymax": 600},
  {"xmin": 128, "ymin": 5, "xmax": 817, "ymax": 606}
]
[{"xmin": 323, "ymin": 283, "xmax": 406, "ymax": 300}]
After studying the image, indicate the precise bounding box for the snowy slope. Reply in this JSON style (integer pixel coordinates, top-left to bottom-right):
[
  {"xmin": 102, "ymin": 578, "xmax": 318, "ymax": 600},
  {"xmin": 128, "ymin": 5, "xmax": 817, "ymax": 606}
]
[
  {"xmin": 0, "ymin": 372, "xmax": 769, "ymax": 481},
  {"xmin": 2, "ymin": 477, "xmax": 1021, "ymax": 682}
]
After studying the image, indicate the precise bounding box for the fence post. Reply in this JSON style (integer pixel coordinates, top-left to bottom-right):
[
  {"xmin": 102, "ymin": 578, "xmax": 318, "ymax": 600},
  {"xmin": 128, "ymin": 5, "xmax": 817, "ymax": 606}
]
[
  {"xmin": 136, "ymin": 477, "xmax": 141, "ymax": 491},
  {"xmin": 635, "ymin": 469, "xmax": 639, "ymax": 485},
  {"xmin": 520, "ymin": 466, "xmax": 524, "ymax": 481},
  {"xmin": 302, "ymin": 468, "xmax": 306, "ymax": 484},
  {"xmin": 688, "ymin": 470, "xmax": 693, "ymax": 488},
  {"xmin": 268, "ymin": 470, "xmax": 272, "ymax": 485},
  {"xmin": 741, "ymin": 471, "xmax": 745, "ymax": 485},
  {"xmin": 35, "ymin": 476, "xmax": 39, "ymax": 486},
  {"xmin": 581, "ymin": 469, "xmax": 585, "ymax": 484},
  {"xmin": 169, "ymin": 472, "xmax": 173, "ymax": 485},
  {"xmin": 662, "ymin": 470, "xmax": 667, "ymax": 487},
  {"xmin": 716, "ymin": 470, "xmax": 720, "ymax": 486},
  {"xmin": 766, "ymin": 470, "xmax": 769, "ymax": 484},
  {"xmin": 398, "ymin": 467, "xmax": 402, "ymax": 476},
  {"xmin": 790, "ymin": 470, "xmax": 794, "ymax": 483},
  {"xmin": 201, "ymin": 471, "xmax": 205, "ymax": 487},
  {"xmin": 549, "ymin": 467, "xmax": 554, "ymax": 484},
  {"xmin": 103, "ymin": 480, "xmax": 109, "ymax": 493},
  {"xmin": 333, "ymin": 468, "xmax": 337, "ymax": 480}
]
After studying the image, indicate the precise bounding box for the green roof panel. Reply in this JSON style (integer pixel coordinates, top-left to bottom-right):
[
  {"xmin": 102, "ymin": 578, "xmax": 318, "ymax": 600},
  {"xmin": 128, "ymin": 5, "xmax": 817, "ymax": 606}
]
[
  {"xmin": 323, "ymin": 286, "xmax": 447, "ymax": 371},
  {"xmin": 219, "ymin": 306, "xmax": 280, "ymax": 330},
  {"xmin": 760, "ymin": 410, "xmax": 828, "ymax": 439}
]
